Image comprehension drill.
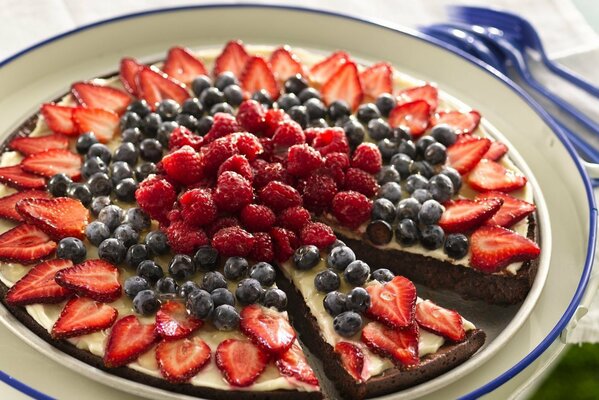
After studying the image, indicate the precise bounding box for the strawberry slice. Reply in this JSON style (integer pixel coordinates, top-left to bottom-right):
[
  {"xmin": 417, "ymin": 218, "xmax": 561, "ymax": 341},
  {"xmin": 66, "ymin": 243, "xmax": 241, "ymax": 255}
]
[
  {"xmin": 430, "ymin": 110, "xmax": 481, "ymax": 134},
  {"xmin": 415, "ymin": 300, "xmax": 466, "ymax": 341},
  {"xmin": 309, "ymin": 51, "xmax": 349, "ymax": 85},
  {"xmin": 104, "ymin": 315, "xmax": 158, "ymax": 368},
  {"xmin": 388, "ymin": 100, "xmax": 431, "ymax": 137},
  {"xmin": 275, "ymin": 340, "xmax": 319, "ymax": 386},
  {"xmin": 438, "ymin": 198, "xmax": 503, "ymax": 233},
  {"xmin": 215, "ymin": 339, "xmax": 269, "ymax": 387},
  {"xmin": 270, "ymin": 46, "xmax": 306, "ymax": 81},
  {"xmin": 446, "ymin": 136, "xmax": 491, "ymax": 175},
  {"xmin": 9, "ymin": 133, "xmax": 69, "ymax": 156},
  {"xmin": 0, "ymin": 190, "xmax": 51, "ymax": 222},
  {"xmin": 334, "ymin": 341, "xmax": 364, "ymax": 382},
  {"xmin": 6, "ymin": 259, "xmax": 73, "ymax": 306},
  {"xmin": 361, "ymin": 322, "xmax": 420, "ymax": 366},
  {"xmin": 155, "ymin": 300, "xmax": 203, "ymax": 340},
  {"xmin": 240, "ymin": 56, "xmax": 280, "ymax": 101},
  {"xmin": 476, "ymin": 191, "xmax": 536, "ymax": 228},
  {"xmin": 470, "ymin": 225, "xmax": 541, "ymax": 273},
  {"xmin": 240, "ymin": 304, "xmax": 296, "ymax": 355},
  {"xmin": 483, "ymin": 141, "xmax": 508, "ymax": 161},
  {"xmin": 71, "ymin": 82, "xmax": 131, "ymax": 115},
  {"xmin": 51, "ymin": 297, "xmax": 118, "ymax": 339},
  {"xmin": 40, "ymin": 104, "xmax": 77, "ymax": 135},
  {"xmin": 73, "ymin": 107, "xmax": 119, "ymax": 143},
  {"xmin": 365, "ymin": 276, "xmax": 417, "ymax": 329},
  {"xmin": 163, "ymin": 46, "xmax": 208, "ymax": 85},
  {"xmin": 0, "ymin": 165, "xmax": 46, "ymax": 190},
  {"xmin": 359, "ymin": 62, "xmax": 393, "ymax": 100},
  {"xmin": 156, "ymin": 337, "xmax": 211, "ymax": 383},
  {"xmin": 213, "ymin": 40, "xmax": 250, "ymax": 78},
  {"xmin": 321, "ymin": 61, "xmax": 363, "ymax": 111},
  {"xmin": 55, "ymin": 259, "xmax": 121, "ymax": 302},
  {"xmin": 16, "ymin": 197, "xmax": 89, "ymax": 240},
  {"xmin": 0, "ymin": 224, "xmax": 56, "ymax": 264},
  {"xmin": 120, "ymin": 57, "xmax": 143, "ymax": 96},
  {"xmin": 138, "ymin": 65, "xmax": 190, "ymax": 108},
  {"xmin": 397, "ymin": 83, "xmax": 439, "ymax": 110},
  {"xmin": 21, "ymin": 149, "xmax": 82, "ymax": 180},
  {"xmin": 468, "ymin": 159, "xmax": 527, "ymax": 192}
]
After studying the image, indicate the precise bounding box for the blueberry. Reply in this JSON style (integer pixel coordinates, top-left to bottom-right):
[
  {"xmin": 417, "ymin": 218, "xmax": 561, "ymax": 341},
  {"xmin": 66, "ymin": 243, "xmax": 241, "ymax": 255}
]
[
  {"xmin": 121, "ymin": 128, "xmax": 143, "ymax": 145},
  {"xmin": 375, "ymin": 93, "xmax": 396, "ymax": 117},
  {"xmin": 66, "ymin": 183, "xmax": 92, "ymax": 207},
  {"xmin": 304, "ymin": 97, "xmax": 326, "ymax": 121},
  {"xmin": 248, "ymin": 262, "xmax": 276, "ymax": 287},
  {"xmin": 157, "ymin": 121, "xmax": 179, "ymax": 146},
  {"xmin": 235, "ymin": 278, "xmax": 263, "ymax": 305},
  {"xmin": 125, "ymin": 243, "xmax": 151, "ymax": 268},
  {"xmin": 405, "ymin": 174, "xmax": 429, "ymax": 194},
  {"xmin": 390, "ymin": 153, "xmax": 413, "ymax": 179},
  {"xmin": 56, "ymin": 237, "xmax": 86, "ymax": 263},
  {"xmin": 287, "ymin": 105, "xmax": 309, "ymax": 129},
  {"xmin": 191, "ymin": 75, "xmax": 212, "ymax": 97},
  {"xmin": 344, "ymin": 260, "xmax": 370, "ymax": 286},
  {"xmin": 396, "ymin": 198, "xmax": 422, "ymax": 221},
  {"xmin": 393, "ymin": 127, "xmax": 412, "ymax": 142},
  {"xmin": 76, "ymin": 132, "xmax": 99, "ymax": 154},
  {"xmin": 212, "ymin": 304, "xmax": 240, "ymax": 331},
  {"xmin": 430, "ymin": 124, "xmax": 457, "ymax": 147},
  {"xmin": 429, "ymin": 174, "xmax": 454, "ymax": 203},
  {"xmin": 124, "ymin": 208, "xmax": 151, "ymax": 232},
  {"xmin": 284, "ymin": 74, "xmax": 309, "ymax": 95},
  {"xmin": 416, "ymin": 136, "xmax": 437, "ymax": 158},
  {"xmin": 327, "ymin": 246, "xmax": 356, "ymax": 271},
  {"xmin": 346, "ymin": 287, "xmax": 371, "ymax": 313},
  {"xmin": 168, "ymin": 254, "xmax": 195, "ymax": 281},
  {"xmin": 126, "ymin": 99, "xmax": 151, "ymax": 118},
  {"xmin": 397, "ymin": 140, "xmax": 416, "ymax": 158},
  {"xmin": 133, "ymin": 289, "xmax": 160, "ymax": 315},
  {"xmin": 202, "ymin": 271, "xmax": 227, "ymax": 292},
  {"xmin": 420, "ymin": 225, "xmax": 445, "ymax": 250},
  {"xmin": 115, "ymin": 178, "xmax": 138, "ymax": 202},
  {"xmin": 81, "ymin": 157, "xmax": 108, "ymax": 180},
  {"xmin": 196, "ymin": 116, "xmax": 214, "ymax": 136},
  {"xmin": 48, "ymin": 174, "xmax": 72, "ymax": 197},
  {"xmin": 323, "ymin": 291, "xmax": 347, "ymax": 317},
  {"xmin": 314, "ymin": 269, "xmax": 340, "ymax": 293},
  {"xmin": 371, "ymin": 268, "xmax": 395, "ymax": 282},
  {"xmin": 424, "ymin": 142, "xmax": 447, "ymax": 165},
  {"xmin": 186, "ymin": 289, "xmax": 213, "ymax": 319},
  {"xmin": 329, "ymin": 239, "xmax": 346, "ymax": 250},
  {"xmin": 211, "ymin": 287, "xmax": 236, "ymax": 307},
  {"xmin": 377, "ymin": 165, "xmax": 401, "ymax": 185},
  {"xmin": 215, "ymin": 72, "xmax": 239, "ymax": 91},
  {"xmin": 85, "ymin": 221, "xmax": 111, "ymax": 247},
  {"xmin": 156, "ymin": 276, "xmax": 178, "ymax": 295},
  {"xmin": 87, "ymin": 143, "xmax": 111, "ymax": 164},
  {"xmin": 333, "ymin": 311, "xmax": 363, "ymax": 337},
  {"xmin": 193, "ymin": 245, "xmax": 219, "ymax": 271},
  {"xmin": 90, "ymin": 196, "xmax": 111, "ymax": 216},
  {"xmin": 444, "ymin": 233, "xmax": 469, "ymax": 259},
  {"xmin": 298, "ymin": 87, "xmax": 321, "ymax": 103},
  {"xmin": 293, "ymin": 245, "xmax": 320, "ymax": 270},
  {"xmin": 412, "ymin": 188, "xmax": 432, "ymax": 204},
  {"xmin": 87, "ymin": 172, "xmax": 112, "ymax": 197},
  {"xmin": 378, "ymin": 182, "xmax": 402, "ymax": 203},
  {"xmin": 261, "ymin": 288, "xmax": 288, "ymax": 310},
  {"xmin": 98, "ymin": 238, "xmax": 126, "ymax": 264},
  {"xmin": 145, "ymin": 230, "xmax": 170, "ymax": 255},
  {"xmin": 343, "ymin": 119, "xmax": 366, "ymax": 147},
  {"xmin": 209, "ymin": 102, "xmax": 234, "ymax": 116},
  {"xmin": 410, "ymin": 160, "xmax": 435, "ymax": 179},
  {"xmin": 366, "ymin": 220, "xmax": 393, "ymax": 245},
  {"xmin": 141, "ymin": 113, "xmax": 162, "ymax": 138},
  {"xmin": 156, "ymin": 99, "xmax": 181, "ymax": 121},
  {"xmin": 113, "ymin": 142, "xmax": 138, "ymax": 166},
  {"xmin": 371, "ymin": 198, "xmax": 396, "ymax": 223},
  {"xmin": 178, "ymin": 281, "xmax": 201, "ymax": 299},
  {"xmin": 110, "ymin": 222, "xmax": 137, "ymax": 246},
  {"xmin": 308, "ymin": 118, "xmax": 329, "ymax": 128},
  {"xmin": 335, "ymin": 115, "xmax": 353, "ymax": 128},
  {"xmin": 277, "ymin": 93, "xmax": 301, "ymax": 111},
  {"xmin": 137, "ymin": 260, "xmax": 164, "ymax": 284},
  {"xmin": 137, "ymin": 138, "xmax": 163, "ymax": 163},
  {"xmin": 327, "ymin": 100, "xmax": 351, "ymax": 121},
  {"xmin": 377, "ymin": 139, "xmax": 399, "ymax": 162},
  {"xmin": 110, "ymin": 161, "xmax": 134, "ymax": 184},
  {"xmin": 251, "ymin": 89, "xmax": 273, "ymax": 108},
  {"xmin": 440, "ymin": 167, "xmax": 462, "ymax": 193},
  {"xmin": 181, "ymin": 97, "xmax": 204, "ymax": 119},
  {"xmin": 135, "ymin": 162, "xmax": 157, "ymax": 181},
  {"xmin": 120, "ymin": 111, "xmax": 141, "ymax": 131},
  {"xmin": 223, "ymin": 256, "xmax": 249, "ymax": 280},
  {"xmin": 356, "ymin": 103, "xmax": 381, "ymax": 124},
  {"xmin": 368, "ymin": 118, "xmax": 392, "ymax": 141},
  {"xmin": 396, "ymin": 219, "xmax": 420, "ymax": 246},
  {"xmin": 419, "ymin": 199, "xmax": 443, "ymax": 225},
  {"xmin": 124, "ymin": 276, "xmax": 150, "ymax": 299}
]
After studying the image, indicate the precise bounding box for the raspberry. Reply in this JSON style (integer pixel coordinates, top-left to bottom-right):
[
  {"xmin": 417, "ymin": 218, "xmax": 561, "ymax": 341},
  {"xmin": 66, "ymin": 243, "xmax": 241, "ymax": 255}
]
[
  {"xmin": 331, "ymin": 191, "xmax": 373, "ymax": 229},
  {"xmin": 258, "ymin": 137, "xmax": 274, "ymax": 161},
  {"xmin": 169, "ymin": 126, "xmax": 203, "ymax": 151},
  {"xmin": 252, "ymin": 160, "xmax": 287, "ymax": 189},
  {"xmin": 325, "ymin": 152, "xmax": 350, "ymax": 171},
  {"xmin": 240, "ymin": 204, "xmax": 276, "ymax": 232},
  {"xmin": 213, "ymin": 171, "xmax": 254, "ymax": 213},
  {"xmin": 200, "ymin": 136, "xmax": 238, "ymax": 176},
  {"xmin": 165, "ymin": 220, "xmax": 209, "ymax": 254},
  {"xmin": 249, "ymin": 232, "xmax": 274, "ymax": 262},
  {"xmin": 287, "ymin": 144, "xmax": 324, "ymax": 177},
  {"xmin": 312, "ymin": 127, "xmax": 349, "ymax": 156},
  {"xmin": 217, "ymin": 155, "xmax": 253, "ymax": 181},
  {"xmin": 300, "ymin": 222, "xmax": 336, "ymax": 249},
  {"xmin": 302, "ymin": 173, "xmax": 338, "ymax": 213},
  {"xmin": 277, "ymin": 206, "xmax": 311, "ymax": 233},
  {"xmin": 351, "ymin": 143, "xmax": 382, "ymax": 174},
  {"xmin": 303, "ymin": 127, "xmax": 321, "ymax": 145},
  {"xmin": 272, "ymin": 121, "xmax": 305, "ymax": 149},
  {"xmin": 161, "ymin": 145, "xmax": 204, "ymax": 186},
  {"xmin": 179, "ymin": 188, "xmax": 217, "ymax": 227},
  {"xmin": 259, "ymin": 181, "xmax": 302, "ymax": 211},
  {"xmin": 206, "ymin": 216, "xmax": 239, "ymax": 238},
  {"xmin": 236, "ymin": 100, "xmax": 266, "ymax": 134},
  {"xmin": 203, "ymin": 112, "xmax": 241, "ymax": 143},
  {"xmin": 135, "ymin": 175, "xmax": 177, "ymax": 224},
  {"xmin": 231, "ymin": 132, "xmax": 263, "ymax": 161},
  {"xmin": 211, "ymin": 226, "xmax": 255, "ymax": 257},
  {"xmin": 264, "ymin": 109, "xmax": 289, "ymax": 137},
  {"xmin": 344, "ymin": 167, "xmax": 379, "ymax": 197},
  {"xmin": 270, "ymin": 227, "xmax": 299, "ymax": 262}
]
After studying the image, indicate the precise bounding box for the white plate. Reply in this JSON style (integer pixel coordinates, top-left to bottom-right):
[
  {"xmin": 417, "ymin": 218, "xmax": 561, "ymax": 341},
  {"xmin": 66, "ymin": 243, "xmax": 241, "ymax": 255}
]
[{"xmin": 0, "ymin": 5, "xmax": 595, "ymax": 400}]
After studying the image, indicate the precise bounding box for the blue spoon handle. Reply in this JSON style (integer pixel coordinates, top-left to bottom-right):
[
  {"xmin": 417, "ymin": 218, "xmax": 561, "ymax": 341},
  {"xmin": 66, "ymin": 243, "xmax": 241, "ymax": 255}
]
[{"xmin": 542, "ymin": 57, "xmax": 599, "ymax": 99}]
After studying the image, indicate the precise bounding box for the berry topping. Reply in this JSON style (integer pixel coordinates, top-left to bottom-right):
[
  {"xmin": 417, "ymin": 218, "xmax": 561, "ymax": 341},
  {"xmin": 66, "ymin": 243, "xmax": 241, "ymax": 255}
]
[
  {"xmin": 439, "ymin": 198, "xmax": 503, "ymax": 233},
  {"xmin": 216, "ymin": 338, "xmax": 269, "ymax": 387},
  {"xmin": 293, "ymin": 244, "xmax": 320, "ymax": 270},
  {"xmin": 0, "ymin": 165, "xmax": 46, "ymax": 190},
  {"xmin": 55, "ymin": 259, "xmax": 121, "ymax": 303},
  {"xmin": 351, "ymin": 143, "xmax": 382, "ymax": 174},
  {"xmin": 366, "ymin": 276, "xmax": 416, "ymax": 329},
  {"xmin": 444, "ymin": 233, "xmax": 470, "ymax": 259},
  {"xmin": 270, "ymin": 47, "xmax": 306, "ymax": 83},
  {"xmin": 275, "ymin": 341, "xmax": 319, "ymax": 386},
  {"xmin": 344, "ymin": 260, "xmax": 370, "ymax": 286},
  {"xmin": 5, "ymin": 259, "xmax": 73, "ymax": 306},
  {"xmin": 162, "ymin": 46, "xmax": 207, "ymax": 85},
  {"xmin": 483, "ymin": 141, "xmax": 509, "ymax": 161},
  {"xmin": 51, "ymin": 297, "xmax": 118, "ymax": 339},
  {"xmin": 155, "ymin": 300, "xmax": 203, "ymax": 340},
  {"xmin": 287, "ymin": 144, "xmax": 324, "ymax": 177},
  {"xmin": 300, "ymin": 222, "xmax": 336, "ymax": 249},
  {"xmin": 56, "ymin": 237, "xmax": 87, "ymax": 264},
  {"xmin": 156, "ymin": 337, "xmax": 211, "ymax": 383},
  {"xmin": 359, "ymin": 62, "xmax": 393, "ymax": 100},
  {"xmin": 397, "ymin": 83, "xmax": 439, "ymax": 110},
  {"xmin": 333, "ymin": 311, "xmax": 363, "ymax": 337},
  {"xmin": 213, "ymin": 171, "xmax": 253, "ymax": 213},
  {"xmin": 335, "ymin": 341, "xmax": 365, "ymax": 382},
  {"xmin": 212, "ymin": 304, "xmax": 241, "ymax": 331},
  {"xmin": 21, "ymin": 149, "xmax": 82, "ymax": 180},
  {"xmin": 240, "ymin": 56, "xmax": 280, "ymax": 100},
  {"xmin": 240, "ymin": 304, "xmax": 296, "ymax": 355},
  {"xmin": 179, "ymin": 188, "xmax": 217, "ymax": 227},
  {"xmin": 214, "ymin": 40, "xmax": 250, "ymax": 77},
  {"xmin": 312, "ymin": 127, "xmax": 350, "ymax": 156},
  {"xmin": 321, "ymin": 61, "xmax": 363, "ymax": 111},
  {"xmin": 71, "ymin": 82, "xmax": 131, "ymax": 115},
  {"xmin": 446, "ymin": 136, "xmax": 491, "ymax": 175},
  {"xmin": 211, "ymin": 226, "xmax": 255, "ymax": 257},
  {"xmin": 314, "ymin": 269, "xmax": 341, "ymax": 293},
  {"xmin": 104, "ymin": 315, "xmax": 158, "ymax": 368},
  {"xmin": 186, "ymin": 289, "xmax": 214, "ymax": 319},
  {"xmin": 236, "ymin": 99, "xmax": 266, "ymax": 134},
  {"xmin": 388, "ymin": 100, "xmax": 431, "ymax": 138},
  {"xmin": 9, "ymin": 133, "xmax": 69, "ymax": 156},
  {"xmin": 169, "ymin": 126, "xmax": 204, "ymax": 151},
  {"xmin": 309, "ymin": 51, "xmax": 350, "ymax": 85},
  {"xmin": 135, "ymin": 175, "xmax": 177, "ymax": 225},
  {"xmin": 161, "ymin": 145, "xmax": 204, "ymax": 186},
  {"xmin": 476, "ymin": 191, "xmax": 536, "ymax": 228},
  {"xmin": 40, "ymin": 103, "xmax": 77, "ymax": 135},
  {"xmin": 0, "ymin": 223, "xmax": 56, "ymax": 264},
  {"xmin": 467, "ymin": 159, "xmax": 527, "ymax": 192},
  {"xmin": 249, "ymin": 232, "xmax": 275, "ymax": 262},
  {"xmin": 0, "ymin": 190, "xmax": 50, "ymax": 222},
  {"xmin": 344, "ymin": 167, "xmax": 379, "ymax": 198},
  {"xmin": 361, "ymin": 321, "xmax": 419, "ymax": 366},
  {"xmin": 331, "ymin": 191, "xmax": 372, "ymax": 229},
  {"xmin": 73, "ymin": 107, "xmax": 120, "ymax": 143},
  {"xmin": 16, "ymin": 197, "xmax": 89, "ymax": 240},
  {"xmin": 415, "ymin": 300, "xmax": 466, "ymax": 342},
  {"xmin": 204, "ymin": 112, "xmax": 241, "ymax": 143},
  {"xmin": 259, "ymin": 181, "xmax": 302, "ymax": 211},
  {"xmin": 430, "ymin": 110, "xmax": 481, "ymax": 135},
  {"xmin": 119, "ymin": 57, "xmax": 143, "ymax": 96},
  {"xmin": 137, "ymin": 65, "xmax": 189, "ymax": 107}
]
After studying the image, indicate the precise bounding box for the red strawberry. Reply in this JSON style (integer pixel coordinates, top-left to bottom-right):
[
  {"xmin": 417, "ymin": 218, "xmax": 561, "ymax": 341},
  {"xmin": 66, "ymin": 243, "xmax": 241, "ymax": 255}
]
[
  {"xmin": 137, "ymin": 65, "xmax": 190, "ymax": 107},
  {"xmin": 415, "ymin": 300, "xmax": 465, "ymax": 342},
  {"xmin": 162, "ymin": 46, "xmax": 207, "ymax": 85},
  {"xmin": 275, "ymin": 341, "xmax": 319, "ymax": 386},
  {"xmin": 73, "ymin": 107, "xmax": 119, "ymax": 143},
  {"xmin": 216, "ymin": 339, "xmax": 269, "ymax": 387},
  {"xmin": 309, "ymin": 51, "xmax": 350, "ymax": 85},
  {"xmin": 470, "ymin": 225, "xmax": 541, "ymax": 273},
  {"xmin": 104, "ymin": 315, "xmax": 158, "ymax": 368},
  {"xmin": 5, "ymin": 259, "xmax": 73, "ymax": 306},
  {"xmin": 120, "ymin": 57, "xmax": 143, "ymax": 96},
  {"xmin": 162, "ymin": 145, "xmax": 204, "ymax": 186},
  {"xmin": 446, "ymin": 136, "xmax": 491, "ymax": 175},
  {"xmin": 430, "ymin": 110, "xmax": 481, "ymax": 134},
  {"xmin": 156, "ymin": 337, "xmax": 211, "ymax": 383},
  {"xmin": 21, "ymin": 149, "xmax": 82, "ymax": 180},
  {"xmin": 0, "ymin": 224, "xmax": 56, "ymax": 264},
  {"xmin": 0, "ymin": 190, "xmax": 50, "ymax": 222},
  {"xmin": 270, "ymin": 46, "xmax": 306, "ymax": 81},
  {"xmin": 359, "ymin": 62, "xmax": 393, "ymax": 100},
  {"xmin": 40, "ymin": 104, "xmax": 77, "ymax": 135},
  {"xmin": 213, "ymin": 40, "xmax": 250, "ymax": 78},
  {"xmin": 476, "ymin": 191, "xmax": 536, "ymax": 228},
  {"xmin": 334, "ymin": 341, "xmax": 364, "ymax": 382},
  {"xmin": 366, "ymin": 276, "xmax": 416, "ymax": 329},
  {"xmin": 51, "ymin": 297, "xmax": 118, "ymax": 339},
  {"xmin": 438, "ymin": 198, "xmax": 503, "ymax": 233},
  {"xmin": 361, "ymin": 322, "xmax": 420, "ymax": 366},
  {"xmin": 483, "ymin": 141, "xmax": 508, "ymax": 161},
  {"xmin": 467, "ymin": 159, "xmax": 527, "ymax": 192},
  {"xmin": 388, "ymin": 100, "xmax": 431, "ymax": 137},
  {"xmin": 16, "ymin": 197, "xmax": 89, "ymax": 240},
  {"xmin": 397, "ymin": 84, "xmax": 439, "ymax": 110},
  {"xmin": 240, "ymin": 304, "xmax": 296, "ymax": 355},
  {"xmin": 240, "ymin": 56, "xmax": 280, "ymax": 100},
  {"xmin": 55, "ymin": 259, "xmax": 121, "ymax": 302},
  {"xmin": 71, "ymin": 82, "xmax": 131, "ymax": 115},
  {"xmin": 321, "ymin": 61, "xmax": 363, "ymax": 111},
  {"xmin": 0, "ymin": 165, "xmax": 46, "ymax": 190},
  {"xmin": 9, "ymin": 134, "xmax": 69, "ymax": 156},
  {"xmin": 155, "ymin": 300, "xmax": 203, "ymax": 340}
]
